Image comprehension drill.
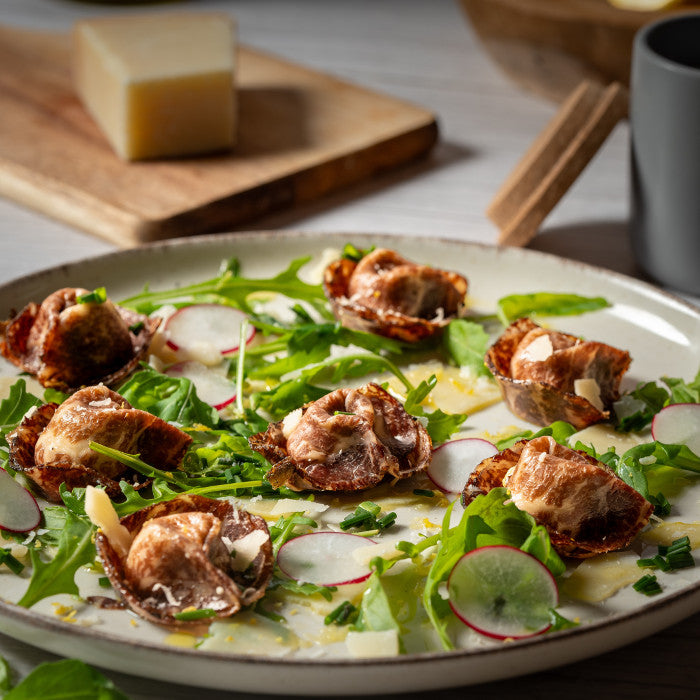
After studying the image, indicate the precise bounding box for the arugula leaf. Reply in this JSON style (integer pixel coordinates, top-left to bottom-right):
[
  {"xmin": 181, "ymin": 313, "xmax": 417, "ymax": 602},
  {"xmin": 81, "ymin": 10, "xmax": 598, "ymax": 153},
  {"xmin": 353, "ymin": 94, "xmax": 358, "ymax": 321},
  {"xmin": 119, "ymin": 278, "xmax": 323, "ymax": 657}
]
[
  {"xmin": 269, "ymin": 575, "xmax": 335, "ymax": 601},
  {"xmin": 614, "ymin": 369, "xmax": 700, "ymax": 433},
  {"xmin": 76, "ymin": 287, "xmax": 107, "ymax": 305},
  {"xmin": 119, "ymin": 255, "xmax": 326, "ymax": 316},
  {"xmin": 496, "ymin": 292, "xmax": 610, "ymax": 326},
  {"xmin": 443, "ymin": 319, "xmax": 492, "ymax": 378},
  {"xmin": 247, "ymin": 322, "xmax": 406, "ymax": 381},
  {"xmin": 252, "ymin": 353, "xmax": 411, "ymax": 420},
  {"xmin": 419, "ymin": 489, "xmax": 565, "ymax": 650},
  {"xmin": 548, "ymin": 609, "xmax": 579, "ymax": 632},
  {"xmin": 422, "ymin": 505, "xmax": 493, "ymax": 649},
  {"xmin": 494, "ymin": 421, "xmax": 577, "ymax": 451},
  {"xmin": 614, "ymin": 381, "xmax": 669, "ymax": 432},
  {"xmin": 341, "ymin": 243, "xmax": 373, "ymax": 262},
  {"xmin": 117, "ymin": 366, "xmax": 221, "ymax": 429},
  {"xmin": 664, "ymin": 369, "xmax": 700, "ymax": 404},
  {"xmin": 353, "ymin": 572, "xmax": 402, "ymax": 639},
  {"xmin": 269, "ymin": 512, "xmax": 318, "ymax": 556},
  {"xmin": 3, "ymin": 658, "xmax": 128, "ymax": 700},
  {"xmin": 403, "ymin": 376, "xmax": 468, "ymax": 445},
  {"xmin": 17, "ymin": 509, "xmax": 96, "ymax": 608},
  {"xmin": 0, "ymin": 655, "xmax": 11, "ymax": 693},
  {"xmin": 0, "ymin": 379, "xmax": 41, "ymax": 451}
]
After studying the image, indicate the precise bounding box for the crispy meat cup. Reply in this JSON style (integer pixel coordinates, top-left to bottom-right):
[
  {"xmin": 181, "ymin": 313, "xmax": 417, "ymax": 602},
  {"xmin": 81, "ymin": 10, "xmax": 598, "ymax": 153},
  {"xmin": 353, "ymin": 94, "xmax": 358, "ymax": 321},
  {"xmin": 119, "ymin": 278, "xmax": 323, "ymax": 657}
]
[
  {"xmin": 96, "ymin": 494, "xmax": 273, "ymax": 627},
  {"xmin": 8, "ymin": 385, "xmax": 191, "ymax": 503},
  {"xmin": 323, "ymin": 248, "xmax": 468, "ymax": 342},
  {"xmin": 462, "ymin": 436, "xmax": 653, "ymax": 558},
  {"xmin": 249, "ymin": 383, "xmax": 432, "ymax": 491},
  {"xmin": 485, "ymin": 317, "xmax": 631, "ymax": 429},
  {"xmin": 0, "ymin": 287, "xmax": 159, "ymax": 393}
]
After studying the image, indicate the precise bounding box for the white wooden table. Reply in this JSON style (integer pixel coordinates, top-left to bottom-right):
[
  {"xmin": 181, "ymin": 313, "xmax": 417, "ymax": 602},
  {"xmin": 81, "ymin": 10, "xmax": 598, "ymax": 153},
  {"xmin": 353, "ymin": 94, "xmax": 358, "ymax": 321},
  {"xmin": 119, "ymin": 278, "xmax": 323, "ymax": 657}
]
[{"xmin": 0, "ymin": 1, "xmax": 698, "ymax": 698}]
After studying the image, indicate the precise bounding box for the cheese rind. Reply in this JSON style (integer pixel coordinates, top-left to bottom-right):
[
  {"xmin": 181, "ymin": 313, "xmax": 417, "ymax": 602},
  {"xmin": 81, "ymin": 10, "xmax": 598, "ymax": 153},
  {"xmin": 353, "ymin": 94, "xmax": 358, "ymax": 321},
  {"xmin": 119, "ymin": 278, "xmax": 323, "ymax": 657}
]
[{"xmin": 73, "ymin": 13, "xmax": 236, "ymax": 160}]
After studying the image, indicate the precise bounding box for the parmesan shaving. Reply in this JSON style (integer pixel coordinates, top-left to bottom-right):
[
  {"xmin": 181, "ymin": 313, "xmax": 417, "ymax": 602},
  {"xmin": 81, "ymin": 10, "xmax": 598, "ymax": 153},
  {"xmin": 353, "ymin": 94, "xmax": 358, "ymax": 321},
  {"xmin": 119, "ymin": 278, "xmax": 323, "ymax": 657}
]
[
  {"xmin": 282, "ymin": 408, "xmax": 303, "ymax": 439},
  {"xmin": 228, "ymin": 529, "xmax": 270, "ymax": 572},
  {"xmin": 84, "ymin": 485, "xmax": 133, "ymax": 559},
  {"xmin": 270, "ymin": 499, "xmax": 329, "ymax": 516},
  {"xmin": 574, "ymin": 377, "xmax": 604, "ymax": 412},
  {"xmin": 345, "ymin": 629, "xmax": 399, "ymax": 658},
  {"xmin": 521, "ymin": 334, "xmax": 554, "ymax": 362}
]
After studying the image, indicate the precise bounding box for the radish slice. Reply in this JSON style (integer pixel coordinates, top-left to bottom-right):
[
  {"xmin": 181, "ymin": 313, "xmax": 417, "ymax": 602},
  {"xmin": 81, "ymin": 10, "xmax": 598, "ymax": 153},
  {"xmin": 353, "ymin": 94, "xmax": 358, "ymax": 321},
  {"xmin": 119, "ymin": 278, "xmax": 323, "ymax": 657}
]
[
  {"xmin": 448, "ymin": 545, "xmax": 557, "ymax": 640},
  {"xmin": 0, "ymin": 467, "xmax": 41, "ymax": 533},
  {"xmin": 165, "ymin": 361, "xmax": 237, "ymax": 410},
  {"xmin": 652, "ymin": 403, "xmax": 700, "ymax": 456},
  {"xmin": 164, "ymin": 304, "xmax": 255, "ymax": 358},
  {"xmin": 428, "ymin": 438, "xmax": 498, "ymax": 494},
  {"xmin": 277, "ymin": 532, "xmax": 375, "ymax": 586}
]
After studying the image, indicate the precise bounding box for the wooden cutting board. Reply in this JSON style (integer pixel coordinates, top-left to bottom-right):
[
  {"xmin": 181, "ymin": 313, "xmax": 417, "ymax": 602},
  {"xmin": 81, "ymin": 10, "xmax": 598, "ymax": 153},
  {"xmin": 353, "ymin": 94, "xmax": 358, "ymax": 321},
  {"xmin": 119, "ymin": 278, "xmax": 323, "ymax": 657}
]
[
  {"xmin": 460, "ymin": 0, "xmax": 700, "ymax": 101},
  {"xmin": 0, "ymin": 24, "xmax": 437, "ymax": 246}
]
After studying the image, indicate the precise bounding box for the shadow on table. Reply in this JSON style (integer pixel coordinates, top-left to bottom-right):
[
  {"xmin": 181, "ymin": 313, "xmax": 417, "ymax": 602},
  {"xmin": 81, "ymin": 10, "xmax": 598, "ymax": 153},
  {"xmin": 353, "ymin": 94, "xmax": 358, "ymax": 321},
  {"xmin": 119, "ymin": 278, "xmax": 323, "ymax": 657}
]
[
  {"xmin": 231, "ymin": 139, "xmax": 476, "ymax": 231},
  {"xmin": 528, "ymin": 220, "xmax": 640, "ymax": 279}
]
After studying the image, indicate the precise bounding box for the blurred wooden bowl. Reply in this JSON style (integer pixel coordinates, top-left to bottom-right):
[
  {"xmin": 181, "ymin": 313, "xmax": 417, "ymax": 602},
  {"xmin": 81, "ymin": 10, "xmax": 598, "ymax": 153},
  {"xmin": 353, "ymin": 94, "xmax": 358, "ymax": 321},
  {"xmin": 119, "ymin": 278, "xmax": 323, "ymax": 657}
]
[{"xmin": 459, "ymin": 0, "xmax": 700, "ymax": 102}]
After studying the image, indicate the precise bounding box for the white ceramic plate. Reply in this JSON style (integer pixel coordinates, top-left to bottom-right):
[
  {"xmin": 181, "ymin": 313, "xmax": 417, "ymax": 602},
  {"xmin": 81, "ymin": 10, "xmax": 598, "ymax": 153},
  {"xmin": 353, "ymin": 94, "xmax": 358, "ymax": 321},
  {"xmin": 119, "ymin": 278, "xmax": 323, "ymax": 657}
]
[{"xmin": 0, "ymin": 231, "xmax": 699, "ymax": 695}]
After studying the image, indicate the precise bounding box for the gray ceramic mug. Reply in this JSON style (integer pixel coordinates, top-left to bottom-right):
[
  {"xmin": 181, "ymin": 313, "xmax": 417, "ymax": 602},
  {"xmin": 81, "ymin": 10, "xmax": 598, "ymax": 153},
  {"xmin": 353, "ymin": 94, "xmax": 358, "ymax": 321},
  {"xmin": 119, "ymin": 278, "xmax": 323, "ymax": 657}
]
[{"xmin": 630, "ymin": 13, "xmax": 700, "ymax": 295}]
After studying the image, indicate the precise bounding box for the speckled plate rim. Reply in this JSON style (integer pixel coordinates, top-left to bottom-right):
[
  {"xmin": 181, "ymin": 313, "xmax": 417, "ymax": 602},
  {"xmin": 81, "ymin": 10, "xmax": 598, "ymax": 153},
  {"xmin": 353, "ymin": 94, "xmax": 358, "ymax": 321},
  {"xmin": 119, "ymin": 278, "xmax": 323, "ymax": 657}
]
[{"xmin": 0, "ymin": 230, "xmax": 699, "ymax": 695}]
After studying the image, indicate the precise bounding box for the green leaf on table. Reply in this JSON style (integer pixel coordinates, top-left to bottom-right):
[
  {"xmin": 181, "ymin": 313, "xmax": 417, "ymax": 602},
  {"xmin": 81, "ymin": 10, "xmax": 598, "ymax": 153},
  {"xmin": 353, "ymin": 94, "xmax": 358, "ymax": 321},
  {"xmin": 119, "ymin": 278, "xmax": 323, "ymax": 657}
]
[
  {"xmin": 496, "ymin": 292, "xmax": 610, "ymax": 326},
  {"xmin": 17, "ymin": 509, "xmax": 95, "ymax": 609},
  {"xmin": 3, "ymin": 658, "xmax": 129, "ymax": 700}
]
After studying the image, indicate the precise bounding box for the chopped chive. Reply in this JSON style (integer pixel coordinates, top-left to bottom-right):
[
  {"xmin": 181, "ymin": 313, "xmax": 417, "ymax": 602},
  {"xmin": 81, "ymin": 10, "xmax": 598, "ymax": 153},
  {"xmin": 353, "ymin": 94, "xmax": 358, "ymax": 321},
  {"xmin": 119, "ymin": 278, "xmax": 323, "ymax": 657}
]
[
  {"xmin": 637, "ymin": 554, "xmax": 670, "ymax": 571},
  {"xmin": 358, "ymin": 501, "xmax": 381, "ymax": 517},
  {"xmin": 0, "ymin": 548, "xmax": 24, "ymax": 575},
  {"xmin": 339, "ymin": 512, "xmax": 372, "ymax": 530},
  {"xmin": 76, "ymin": 287, "xmax": 107, "ymax": 304},
  {"xmin": 173, "ymin": 608, "xmax": 217, "ymax": 621},
  {"xmin": 324, "ymin": 601, "xmax": 357, "ymax": 626},
  {"xmin": 633, "ymin": 574, "xmax": 662, "ymax": 596},
  {"xmin": 333, "ymin": 411, "xmax": 356, "ymax": 416},
  {"xmin": 413, "ymin": 489, "xmax": 435, "ymax": 497},
  {"xmin": 340, "ymin": 501, "xmax": 396, "ymax": 533},
  {"xmin": 661, "ymin": 536, "xmax": 691, "ymax": 556},
  {"xmin": 638, "ymin": 535, "xmax": 694, "ymax": 573},
  {"xmin": 357, "ymin": 529, "xmax": 379, "ymax": 537},
  {"xmin": 98, "ymin": 576, "xmax": 112, "ymax": 588},
  {"xmin": 667, "ymin": 550, "xmax": 695, "ymax": 570},
  {"xmin": 377, "ymin": 512, "xmax": 397, "ymax": 530}
]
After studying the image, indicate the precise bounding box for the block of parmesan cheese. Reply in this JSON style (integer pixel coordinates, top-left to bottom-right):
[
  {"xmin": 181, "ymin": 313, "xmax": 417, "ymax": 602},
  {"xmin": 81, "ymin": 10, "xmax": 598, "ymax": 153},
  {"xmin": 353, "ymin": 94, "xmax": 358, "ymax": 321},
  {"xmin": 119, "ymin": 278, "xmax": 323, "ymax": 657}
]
[{"xmin": 73, "ymin": 12, "xmax": 236, "ymax": 161}]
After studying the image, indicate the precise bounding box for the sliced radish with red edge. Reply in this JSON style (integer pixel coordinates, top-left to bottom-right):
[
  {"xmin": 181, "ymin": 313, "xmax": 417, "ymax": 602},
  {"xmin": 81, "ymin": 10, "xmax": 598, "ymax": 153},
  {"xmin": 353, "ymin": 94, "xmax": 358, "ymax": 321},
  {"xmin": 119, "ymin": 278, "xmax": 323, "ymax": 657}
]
[
  {"xmin": 428, "ymin": 438, "xmax": 498, "ymax": 494},
  {"xmin": 277, "ymin": 532, "xmax": 375, "ymax": 586},
  {"xmin": 164, "ymin": 304, "xmax": 255, "ymax": 356},
  {"xmin": 165, "ymin": 361, "xmax": 237, "ymax": 410},
  {"xmin": 0, "ymin": 467, "xmax": 41, "ymax": 533},
  {"xmin": 652, "ymin": 403, "xmax": 700, "ymax": 456},
  {"xmin": 448, "ymin": 545, "xmax": 557, "ymax": 640}
]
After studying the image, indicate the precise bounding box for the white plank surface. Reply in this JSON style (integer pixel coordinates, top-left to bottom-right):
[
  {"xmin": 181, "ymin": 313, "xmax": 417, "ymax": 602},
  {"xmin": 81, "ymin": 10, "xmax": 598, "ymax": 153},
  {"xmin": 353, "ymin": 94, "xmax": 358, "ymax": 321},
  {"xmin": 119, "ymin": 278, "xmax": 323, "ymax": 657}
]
[{"xmin": 0, "ymin": 1, "xmax": 698, "ymax": 698}]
